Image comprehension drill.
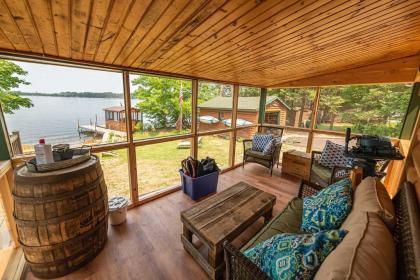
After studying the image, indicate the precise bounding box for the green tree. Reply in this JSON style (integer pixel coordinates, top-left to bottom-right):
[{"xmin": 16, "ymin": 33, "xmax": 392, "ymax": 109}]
[
  {"xmin": 239, "ymin": 87, "xmax": 260, "ymax": 97},
  {"xmin": 339, "ymin": 84, "xmax": 411, "ymax": 136},
  {"xmin": 0, "ymin": 60, "xmax": 32, "ymax": 113},
  {"xmin": 318, "ymin": 87, "xmax": 346, "ymax": 129},
  {"xmin": 132, "ymin": 75, "xmax": 192, "ymax": 129},
  {"xmin": 268, "ymin": 87, "xmax": 316, "ymax": 126}
]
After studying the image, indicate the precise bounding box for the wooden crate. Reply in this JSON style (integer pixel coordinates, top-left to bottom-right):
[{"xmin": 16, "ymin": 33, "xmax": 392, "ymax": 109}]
[{"xmin": 282, "ymin": 150, "xmax": 311, "ymax": 180}]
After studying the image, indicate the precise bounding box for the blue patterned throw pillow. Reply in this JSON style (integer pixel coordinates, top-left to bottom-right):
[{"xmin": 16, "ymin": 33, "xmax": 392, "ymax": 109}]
[
  {"xmin": 301, "ymin": 178, "xmax": 352, "ymax": 233},
  {"xmin": 252, "ymin": 134, "xmax": 274, "ymax": 152},
  {"xmin": 262, "ymin": 136, "xmax": 282, "ymax": 155},
  {"xmin": 319, "ymin": 140, "xmax": 350, "ymax": 169},
  {"xmin": 262, "ymin": 138, "xmax": 276, "ymax": 155},
  {"xmin": 244, "ymin": 230, "xmax": 347, "ymax": 280}
]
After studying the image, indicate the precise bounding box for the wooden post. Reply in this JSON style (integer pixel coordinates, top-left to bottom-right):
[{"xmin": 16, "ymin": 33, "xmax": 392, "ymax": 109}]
[
  {"xmin": 258, "ymin": 88, "xmax": 267, "ymax": 124},
  {"xmin": 306, "ymin": 86, "xmax": 321, "ymax": 153},
  {"xmin": 0, "ymin": 161, "xmax": 18, "ymax": 247},
  {"xmin": 191, "ymin": 79, "xmax": 198, "ymax": 159},
  {"xmin": 400, "ymin": 80, "xmax": 420, "ymax": 140},
  {"xmin": 229, "ymin": 85, "xmax": 239, "ymax": 167},
  {"xmin": 123, "ymin": 71, "xmax": 139, "ymax": 203},
  {"xmin": 350, "ymin": 167, "xmax": 363, "ymax": 189}
]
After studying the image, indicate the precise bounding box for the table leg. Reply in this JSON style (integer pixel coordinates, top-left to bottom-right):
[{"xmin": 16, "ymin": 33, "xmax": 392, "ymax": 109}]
[
  {"xmin": 181, "ymin": 224, "xmax": 218, "ymax": 279},
  {"xmin": 183, "ymin": 225, "xmax": 193, "ymax": 242},
  {"xmin": 264, "ymin": 208, "xmax": 273, "ymax": 223},
  {"xmin": 208, "ymin": 246, "xmax": 224, "ymax": 280}
]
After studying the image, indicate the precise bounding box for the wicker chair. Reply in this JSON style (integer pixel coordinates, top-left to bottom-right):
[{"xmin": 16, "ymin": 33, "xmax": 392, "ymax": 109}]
[
  {"xmin": 309, "ymin": 151, "xmax": 390, "ymax": 187},
  {"xmin": 224, "ymin": 181, "xmax": 420, "ymax": 280},
  {"xmin": 242, "ymin": 126, "xmax": 284, "ymax": 176},
  {"xmin": 309, "ymin": 151, "xmax": 352, "ymax": 187}
]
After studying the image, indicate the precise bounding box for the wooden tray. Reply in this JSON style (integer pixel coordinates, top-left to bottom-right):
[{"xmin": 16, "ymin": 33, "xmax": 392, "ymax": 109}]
[{"xmin": 26, "ymin": 147, "xmax": 91, "ymax": 172}]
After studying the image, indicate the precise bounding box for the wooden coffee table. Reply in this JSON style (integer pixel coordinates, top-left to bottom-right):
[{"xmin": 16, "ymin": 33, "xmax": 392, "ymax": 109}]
[{"xmin": 180, "ymin": 182, "xmax": 276, "ymax": 279}]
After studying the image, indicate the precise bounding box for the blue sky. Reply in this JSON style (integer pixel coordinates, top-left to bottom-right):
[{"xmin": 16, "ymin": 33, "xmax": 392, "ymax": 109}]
[{"xmin": 11, "ymin": 60, "xmax": 126, "ymax": 93}]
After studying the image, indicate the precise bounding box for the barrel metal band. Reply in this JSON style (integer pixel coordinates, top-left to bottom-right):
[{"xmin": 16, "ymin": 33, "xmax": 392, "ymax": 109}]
[
  {"xmin": 12, "ymin": 176, "xmax": 103, "ymax": 204},
  {"xmin": 14, "ymin": 155, "xmax": 100, "ymax": 185},
  {"xmin": 14, "ymin": 191, "xmax": 108, "ymax": 226},
  {"xmin": 20, "ymin": 214, "xmax": 108, "ymax": 250}
]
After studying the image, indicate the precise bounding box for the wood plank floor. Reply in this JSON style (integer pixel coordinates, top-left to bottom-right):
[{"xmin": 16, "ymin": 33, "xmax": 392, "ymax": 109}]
[{"xmin": 26, "ymin": 164, "xmax": 300, "ymax": 280}]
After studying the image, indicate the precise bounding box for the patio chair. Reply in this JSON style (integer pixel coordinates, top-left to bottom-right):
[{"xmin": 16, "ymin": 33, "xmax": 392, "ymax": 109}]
[
  {"xmin": 309, "ymin": 151, "xmax": 352, "ymax": 187},
  {"xmin": 309, "ymin": 151, "xmax": 390, "ymax": 187},
  {"xmin": 242, "ymin": 126, "xmax": 284, "ymax": 176}
]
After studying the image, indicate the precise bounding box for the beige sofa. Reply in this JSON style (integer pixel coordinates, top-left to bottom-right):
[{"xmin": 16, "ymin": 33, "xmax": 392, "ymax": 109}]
[{"xmin": 224, "ymin": 177, "xmax": 420, "ymax": 280}]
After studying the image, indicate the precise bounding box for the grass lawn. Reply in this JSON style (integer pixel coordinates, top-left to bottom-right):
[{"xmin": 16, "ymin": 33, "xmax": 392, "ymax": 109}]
[
  {"xmin": 97, "ymin": 130, "xmax": 239, "ymax": 199},
  {"xmin": 315, "ymin": 122, "xmax": 354, "ymax": 132}
]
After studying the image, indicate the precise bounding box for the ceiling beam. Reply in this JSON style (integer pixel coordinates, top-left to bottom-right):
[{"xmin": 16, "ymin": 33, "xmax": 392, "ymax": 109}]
[{"xmin": 271, "ymin": 54, "xmax": 420, "ymax": 88}]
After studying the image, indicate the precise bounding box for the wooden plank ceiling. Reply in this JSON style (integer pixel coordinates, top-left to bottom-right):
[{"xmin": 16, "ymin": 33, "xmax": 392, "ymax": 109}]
[{"xmin": 0, "ymin": 0, "xmax": 419, "ymax": 87}]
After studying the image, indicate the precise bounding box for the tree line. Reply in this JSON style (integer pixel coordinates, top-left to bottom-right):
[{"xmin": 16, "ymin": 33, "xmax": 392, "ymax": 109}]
[
  {"xmin": 14, "ymin": 91, "xmax": 124, "ymax": 99},
  {"xmin": 1, "ymin": 59, "xmax": 412, "ymax": 137}
]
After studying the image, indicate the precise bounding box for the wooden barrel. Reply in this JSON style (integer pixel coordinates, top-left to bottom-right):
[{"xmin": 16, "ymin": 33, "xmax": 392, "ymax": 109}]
[{"xmin": 13, "ymin": 156, "xmax": 108, "ymax": 279}]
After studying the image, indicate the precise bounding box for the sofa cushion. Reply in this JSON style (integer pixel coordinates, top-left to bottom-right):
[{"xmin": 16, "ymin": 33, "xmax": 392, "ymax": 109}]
[
  {"xmin": 301, "ymin": 178, "xmax": 352, "ymax": 233},
  {"xmin": 314, "ymin": 212, "xmax": 396, "ymax": 280},
  {"xmin": 244, "ymin": 229, "xmax": 347, "ymax": 280},
  {"xmin": 311, "ymin": 161, "xmax": 332, "ymax": 183},
  {"xmin": 352, "ymin": 176, "xmax": 396, "ymax": 231},
  {"xmin": 241, "ymin": 198, "xmax": 303, "ymax": 252},
  {"xmin": 252, "ymin": 134, "xmax": 273, "ymax": 152},
  {"xmin": 319, "ymin": 140, "xmax": 348, "ymax": 169}
]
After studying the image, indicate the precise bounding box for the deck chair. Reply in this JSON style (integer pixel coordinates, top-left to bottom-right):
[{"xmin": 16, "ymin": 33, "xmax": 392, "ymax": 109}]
[{"xmin": 242, "ymin": 126, "xmax": 284, "ymax": 176}]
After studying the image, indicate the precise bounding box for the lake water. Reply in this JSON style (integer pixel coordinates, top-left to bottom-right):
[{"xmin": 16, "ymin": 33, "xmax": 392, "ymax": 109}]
[{"xmin": 4, "ymin": 96, "xmax": 141, "ymax": 146}]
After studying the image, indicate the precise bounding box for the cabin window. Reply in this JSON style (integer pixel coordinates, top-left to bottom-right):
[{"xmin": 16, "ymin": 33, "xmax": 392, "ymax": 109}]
[
  {"xmin": 265, "ymin": 112, "xmax": 280, "ymax": 125},
  {"xmin": 218, "ymin": 112, "xmax": 224, "ymax": 120},
  {"xmin": 316, "ymin": 84, "xmax": 412, "ymax": 138}
]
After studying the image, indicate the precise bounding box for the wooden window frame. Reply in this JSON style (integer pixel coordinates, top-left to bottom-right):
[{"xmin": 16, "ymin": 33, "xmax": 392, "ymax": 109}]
[{"xmin": 2, "ymin": 56, "xmax": 416, "ymax": 211}]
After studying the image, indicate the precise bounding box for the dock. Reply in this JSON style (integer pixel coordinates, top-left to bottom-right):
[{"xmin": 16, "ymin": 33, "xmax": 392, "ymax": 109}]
[{"xmin": 78, "ymin": 125, "xmax": 127, "ymax": 137}]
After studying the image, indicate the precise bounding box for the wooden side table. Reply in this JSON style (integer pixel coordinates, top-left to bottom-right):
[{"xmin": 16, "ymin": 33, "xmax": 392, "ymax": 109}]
[
  {"xmin": 282, "ymin": 150, "xmax": 312, "ymax": 180},
  {"xmin": 180, "ymin": 182, "xmax": 276, "ymax": 280}
]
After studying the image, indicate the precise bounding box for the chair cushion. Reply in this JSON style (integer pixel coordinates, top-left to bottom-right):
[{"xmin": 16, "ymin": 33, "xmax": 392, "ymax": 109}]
[
  {"xmin": 352, "ymin": 176, "xmax": 396, "ymax": 231},
  {"xmin": 242, "ymin": 198, "xmax": 303, "ymax": 252},
  {"xmin": 319, "ymin": 140, "xmax": 348, "ymax": 169},
  {"xmin": 311, "ymin": 161, "xmax": 332, "ymax": 183},
  {"xmin": 301, "ymin": 178, "xmax": 352, "ymax": 233},
  {"xmin": 245, "ymin": 149, "xmax": 272, "ymax": 160},
  {"xmin": 244, "ymin": 229, "xmax": 347, "ymax": 280},
  {"xmin": 252, "ymin": 134, "xmax": 273, "ymax": 152},
  {"xmin": 314, "ymin": 212, "xmax": 396, "ymax": 280}
]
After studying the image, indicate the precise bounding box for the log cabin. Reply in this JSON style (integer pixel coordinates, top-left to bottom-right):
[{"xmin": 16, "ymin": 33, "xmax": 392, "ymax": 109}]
[
  {"xmin": 198, "ymin": 96, "xmax": 290, "ymax": 138},
  {"xmin": 104, "ymin": 106, "xmax": 142, "ymax": 132},
  {"xmin": 0, "ymin": 1, "xmax": 418, "ymax": 280}
]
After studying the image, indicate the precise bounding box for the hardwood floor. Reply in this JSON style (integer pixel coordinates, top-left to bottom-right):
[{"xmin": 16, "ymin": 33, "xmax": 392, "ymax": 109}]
[{"xmin": 25, "ymin": 164, "xmax": 300, "ymax": 280}]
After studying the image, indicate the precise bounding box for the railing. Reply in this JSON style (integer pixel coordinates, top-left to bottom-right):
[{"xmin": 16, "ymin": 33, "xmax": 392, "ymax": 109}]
[
  {"xmin": 9, "ymin": 132, "xmax": 23, "ymax": 156},
  {"xmin": 0, "ymin": 160, "xmax": 18, "ymax": 247}
]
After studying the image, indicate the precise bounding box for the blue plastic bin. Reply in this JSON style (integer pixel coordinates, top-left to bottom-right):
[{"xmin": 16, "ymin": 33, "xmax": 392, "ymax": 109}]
[{"xmin": 180, "ymin": 170, "xmax": 219, "ymax": 200}]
